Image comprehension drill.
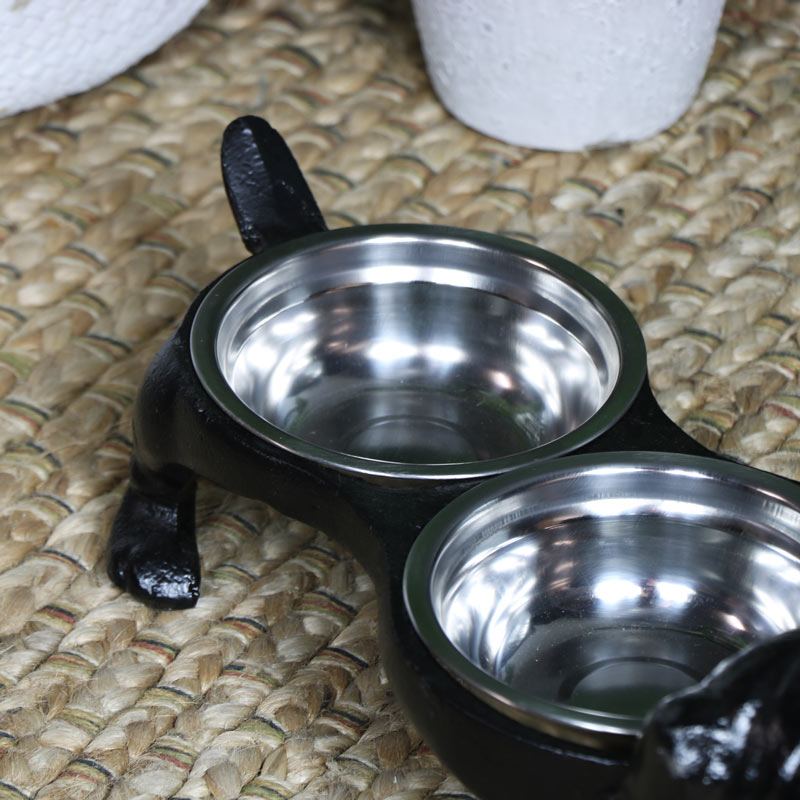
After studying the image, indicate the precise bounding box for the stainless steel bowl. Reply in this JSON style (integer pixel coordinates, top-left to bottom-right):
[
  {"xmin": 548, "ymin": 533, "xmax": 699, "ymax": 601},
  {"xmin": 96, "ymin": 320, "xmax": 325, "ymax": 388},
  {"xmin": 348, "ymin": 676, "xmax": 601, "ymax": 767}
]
[
  {"xmin": 190, "ymin": 225, "xmax": 645, "ymax": 480},
  {"xmin": 404, "ymin": 452, "xmax": 800, "ymax": 750}
]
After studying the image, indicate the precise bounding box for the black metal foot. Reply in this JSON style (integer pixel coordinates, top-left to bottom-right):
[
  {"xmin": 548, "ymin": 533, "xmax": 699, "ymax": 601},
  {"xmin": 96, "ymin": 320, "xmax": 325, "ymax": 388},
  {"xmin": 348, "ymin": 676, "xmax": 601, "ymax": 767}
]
[{"xmin": 108, "ymin": 459, "xmax": 200, "ymax": 609}]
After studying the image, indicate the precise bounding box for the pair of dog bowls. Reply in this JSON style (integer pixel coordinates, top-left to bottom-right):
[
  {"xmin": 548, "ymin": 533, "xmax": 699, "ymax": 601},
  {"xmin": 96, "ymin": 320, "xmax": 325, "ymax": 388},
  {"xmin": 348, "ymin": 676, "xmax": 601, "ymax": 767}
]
[{"xmin": 109, "ymin": 117, "xmax": 800, "ymax": 799}]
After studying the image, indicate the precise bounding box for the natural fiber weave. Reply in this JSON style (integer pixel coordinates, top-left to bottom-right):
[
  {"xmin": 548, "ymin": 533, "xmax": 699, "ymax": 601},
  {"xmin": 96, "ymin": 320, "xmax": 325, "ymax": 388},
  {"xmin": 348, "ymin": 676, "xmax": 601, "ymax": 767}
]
[{"xmin": 0, "ymin": 0, "xmax": 798, "ymax": 797}]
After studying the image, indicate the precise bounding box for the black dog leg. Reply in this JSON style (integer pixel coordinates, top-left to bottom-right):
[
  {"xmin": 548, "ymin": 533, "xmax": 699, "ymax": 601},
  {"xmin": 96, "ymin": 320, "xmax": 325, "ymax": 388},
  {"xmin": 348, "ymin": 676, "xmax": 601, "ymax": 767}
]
[{"xmin": 109, "ymin": 458, "xmax": 199, "ymax": 608}]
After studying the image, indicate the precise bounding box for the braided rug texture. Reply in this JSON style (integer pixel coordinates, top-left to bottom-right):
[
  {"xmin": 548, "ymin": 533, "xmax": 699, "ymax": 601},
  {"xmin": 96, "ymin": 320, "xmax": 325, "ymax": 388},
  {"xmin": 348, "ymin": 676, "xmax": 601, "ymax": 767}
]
[{"xmin": 0, "ymin": 0, "xmax": 797, "ymax": 798}]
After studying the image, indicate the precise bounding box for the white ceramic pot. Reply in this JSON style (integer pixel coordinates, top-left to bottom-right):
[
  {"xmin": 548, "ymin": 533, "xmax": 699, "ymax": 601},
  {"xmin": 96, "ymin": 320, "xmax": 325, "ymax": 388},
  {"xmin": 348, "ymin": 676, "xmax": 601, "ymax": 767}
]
[
  {"xmin": 411, "ymin": 0, "xmax": 726, "ymax": 150},
  {"xmin": 0, "ymin": 0, "xmax": 207, "ymax": 117}
]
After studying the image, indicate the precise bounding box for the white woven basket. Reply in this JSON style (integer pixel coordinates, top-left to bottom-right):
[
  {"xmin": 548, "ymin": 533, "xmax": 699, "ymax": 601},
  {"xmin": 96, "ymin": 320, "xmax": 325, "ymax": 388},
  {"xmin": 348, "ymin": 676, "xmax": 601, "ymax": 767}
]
[{"xmin": 0, "ymin": 0, "xmax": 207, "ymax": 117}]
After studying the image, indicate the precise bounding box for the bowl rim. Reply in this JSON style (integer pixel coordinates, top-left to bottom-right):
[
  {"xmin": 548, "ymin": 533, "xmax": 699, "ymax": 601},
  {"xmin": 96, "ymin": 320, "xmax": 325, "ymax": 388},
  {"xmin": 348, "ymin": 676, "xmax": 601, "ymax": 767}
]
[
  {"xmin": 190, "ymin": 223, "xmax": 646, "ymax": 480},
  {"xmin": 403, "ymin": 450, "xmax": 800, "ymax": 750}
]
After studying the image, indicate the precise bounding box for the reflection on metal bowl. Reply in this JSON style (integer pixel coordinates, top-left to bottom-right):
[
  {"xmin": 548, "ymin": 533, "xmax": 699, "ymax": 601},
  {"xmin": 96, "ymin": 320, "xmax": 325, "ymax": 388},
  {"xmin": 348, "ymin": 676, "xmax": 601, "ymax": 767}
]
[
  {"xmin": 405, "ymin": 452, "xmax": 800, "ymax": 750},
  {"xmin": 191, "ymin": 226, "xmax": 645, "ymax": 480}
]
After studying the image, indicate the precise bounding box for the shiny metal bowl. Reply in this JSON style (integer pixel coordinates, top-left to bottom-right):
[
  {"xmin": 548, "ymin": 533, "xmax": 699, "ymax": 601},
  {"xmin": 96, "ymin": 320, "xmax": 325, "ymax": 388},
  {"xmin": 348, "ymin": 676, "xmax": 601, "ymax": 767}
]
[
  {"xmin": 404, "ymin": 452, "xmax": 800, "ymax": 750},
  {"xmin": 190, "ymin": 225, "xmax": 644, "ymax": 480}
]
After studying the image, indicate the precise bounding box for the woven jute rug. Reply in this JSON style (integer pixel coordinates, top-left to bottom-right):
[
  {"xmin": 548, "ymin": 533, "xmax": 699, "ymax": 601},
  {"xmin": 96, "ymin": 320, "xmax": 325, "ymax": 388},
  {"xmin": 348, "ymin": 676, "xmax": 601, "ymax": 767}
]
[{"xmin": 0, "ymin": 0, "xmax": 798, "ymax": 798}]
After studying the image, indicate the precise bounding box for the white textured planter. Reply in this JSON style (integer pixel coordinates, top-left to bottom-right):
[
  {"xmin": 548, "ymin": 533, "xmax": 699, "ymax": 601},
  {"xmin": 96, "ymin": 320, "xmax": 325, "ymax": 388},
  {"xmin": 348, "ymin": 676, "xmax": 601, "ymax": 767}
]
[
  {"xmin": 411, "ymin": 0, "xmax": 726, "ymax": 150},
  {"xmin": 0, "ymin": 0, "xmax": 207, "ymax": 118}
]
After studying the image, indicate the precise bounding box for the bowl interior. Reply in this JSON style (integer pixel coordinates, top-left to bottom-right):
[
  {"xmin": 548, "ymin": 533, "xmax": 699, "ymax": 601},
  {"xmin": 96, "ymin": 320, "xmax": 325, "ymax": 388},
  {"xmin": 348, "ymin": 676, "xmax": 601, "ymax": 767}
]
[
  {"xmin": 202, "ymin": 228, "xmax": 641, "ymax": 476},
  {"xmin": 406, "ymin": 453, "xmax": 800, "ymax": 748}
]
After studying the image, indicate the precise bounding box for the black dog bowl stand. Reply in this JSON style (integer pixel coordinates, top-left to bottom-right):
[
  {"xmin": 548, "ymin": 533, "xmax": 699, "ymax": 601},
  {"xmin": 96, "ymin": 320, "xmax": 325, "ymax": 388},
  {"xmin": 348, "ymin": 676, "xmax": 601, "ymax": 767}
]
[{"xmin": 108, "ymin": 116, "xmax": 800, "ymax": 800}]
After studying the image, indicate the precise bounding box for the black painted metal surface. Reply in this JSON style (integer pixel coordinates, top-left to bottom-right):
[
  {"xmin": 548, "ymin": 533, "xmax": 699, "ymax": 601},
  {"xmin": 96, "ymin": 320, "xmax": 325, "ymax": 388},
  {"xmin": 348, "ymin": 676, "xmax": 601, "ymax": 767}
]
[
  {"xmin": 221, "ymin": 115, "xmax": 327, "ymax": 252},
  {"xmin": 620, "ymin": 629, "xmax": 800, "ymax": 800}
]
